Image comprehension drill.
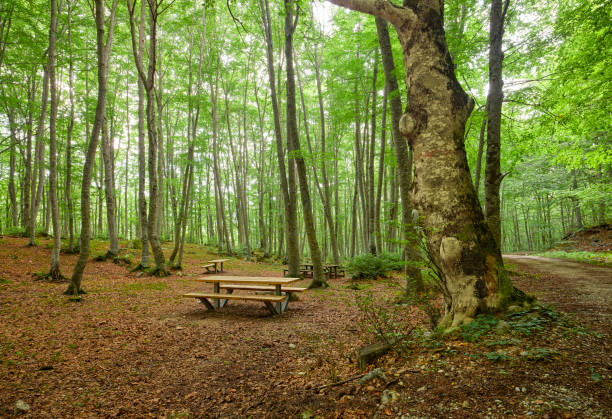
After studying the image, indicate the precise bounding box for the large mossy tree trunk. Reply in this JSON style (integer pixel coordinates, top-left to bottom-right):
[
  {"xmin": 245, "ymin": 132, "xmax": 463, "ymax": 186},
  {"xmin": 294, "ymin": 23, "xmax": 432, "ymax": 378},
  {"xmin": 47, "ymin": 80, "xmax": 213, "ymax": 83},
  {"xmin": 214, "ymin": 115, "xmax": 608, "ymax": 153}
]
[{"xmin": 329, "ymin": 0, "xmax": 514, "ymax": 327}]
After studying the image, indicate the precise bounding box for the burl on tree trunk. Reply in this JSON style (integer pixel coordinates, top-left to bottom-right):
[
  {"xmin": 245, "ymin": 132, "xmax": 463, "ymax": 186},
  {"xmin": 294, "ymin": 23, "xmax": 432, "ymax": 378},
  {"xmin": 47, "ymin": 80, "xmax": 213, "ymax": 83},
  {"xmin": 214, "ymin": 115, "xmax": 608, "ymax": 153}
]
[{"xmin": 328, "ymin": 0, "xmax": 515, "ymax": 327}]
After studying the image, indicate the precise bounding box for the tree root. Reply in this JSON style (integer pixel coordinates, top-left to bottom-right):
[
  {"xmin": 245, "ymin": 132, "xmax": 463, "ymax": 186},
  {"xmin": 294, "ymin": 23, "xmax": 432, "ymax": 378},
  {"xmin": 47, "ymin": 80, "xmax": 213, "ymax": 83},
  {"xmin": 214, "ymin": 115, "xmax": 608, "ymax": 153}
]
[
  {"xmin": 148, "ymin": 268, "xmax": 169, "ymax": 277},
  {"xmin": 308, "ymin": 279, "xmax": 329, "ymax": 289},
  {"xmin": 130, "ymin": 263, "xmax": 150, "ymax": 273}
]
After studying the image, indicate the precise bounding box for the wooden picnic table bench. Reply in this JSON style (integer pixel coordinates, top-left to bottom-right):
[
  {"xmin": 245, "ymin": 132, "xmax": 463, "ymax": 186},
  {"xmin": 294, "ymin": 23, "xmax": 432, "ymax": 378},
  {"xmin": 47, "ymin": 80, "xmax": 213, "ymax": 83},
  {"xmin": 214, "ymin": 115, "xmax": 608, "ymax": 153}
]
[
  {"xmin": 283, "ymin": 264, "xmax": 345, "ymax": 279},
  {"xmin": 184, "ymin": 276, "xmax": 301, "ymax": 315},
  {"xmin": 201, "ymin": 263, "xmax": 216, "ymax": 273},
  {"xmin": 200, "ymin": 259, "xmax": 230, "ymax": 274}
]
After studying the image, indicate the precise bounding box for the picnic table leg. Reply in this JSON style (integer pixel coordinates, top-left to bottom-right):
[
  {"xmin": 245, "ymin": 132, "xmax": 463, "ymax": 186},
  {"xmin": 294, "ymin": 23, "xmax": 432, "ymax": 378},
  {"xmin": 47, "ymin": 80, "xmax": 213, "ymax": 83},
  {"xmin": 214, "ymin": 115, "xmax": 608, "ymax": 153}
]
[
  {"xmin": 220, "ymin": 262, "xmax": 224, "ymax": 272},
  {"xmin": 214, "ymin": 282, "xmax": 220, "ymax": 308},
  {"xmin": 275, "ymin": 284, "xmax": 282, "ymax": 313},
  {"xmin": 220, "ymin": 288, "xmax": 233, "ymax": 308},
  {"xmin": 263, "ymin": 301, "xmax": 278, "ymax": 315},
  {"xmin": 281, "ymin": 292, "xmax": 291, "ymax": 312},
  {"xmin": 198, "ymin": 298, "xmax": 215, "ymax": 311}
]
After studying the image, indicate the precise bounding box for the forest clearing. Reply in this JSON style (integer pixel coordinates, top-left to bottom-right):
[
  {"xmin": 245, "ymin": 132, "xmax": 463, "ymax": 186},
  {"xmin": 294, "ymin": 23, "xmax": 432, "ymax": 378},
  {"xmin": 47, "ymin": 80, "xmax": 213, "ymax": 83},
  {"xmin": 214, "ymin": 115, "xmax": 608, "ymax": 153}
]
[
  {"xmin": 0, "ymin": 235, "xmax": 611, "ymax": 417},
  {"xmin": 0, "ymin": 0, "xmax": 610, "ymax": 417}
]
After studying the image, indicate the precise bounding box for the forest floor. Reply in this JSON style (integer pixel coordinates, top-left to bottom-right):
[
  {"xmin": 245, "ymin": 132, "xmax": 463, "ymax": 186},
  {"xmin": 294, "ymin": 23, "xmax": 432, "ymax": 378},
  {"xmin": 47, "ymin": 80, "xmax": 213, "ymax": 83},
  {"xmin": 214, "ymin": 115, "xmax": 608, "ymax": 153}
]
[{"xmin": 0, "ymin": 236, "xmax": 610, "ymax": 418}]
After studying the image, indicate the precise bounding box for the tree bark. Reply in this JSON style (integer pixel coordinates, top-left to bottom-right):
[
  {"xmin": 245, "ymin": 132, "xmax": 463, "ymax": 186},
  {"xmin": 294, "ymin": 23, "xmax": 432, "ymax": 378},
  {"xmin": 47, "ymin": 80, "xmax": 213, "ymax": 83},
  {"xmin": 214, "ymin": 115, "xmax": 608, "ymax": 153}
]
[
  {"xmin": 375, "ymin": 16, "xmax": 423, "ymax": 293},
  {"xmin": 284, "ymin": 0, "xmax": 326, "ymax": 287},
  {"xmin": 127, "ymin": 0, "xmax": 168, "ymax": 274},
  {"xmin": 331, "ymin": 0, "xmax": 514, "ymax": 327},
  {"xmin": 474, "ymin": 116, "xmax": 486, "ymax": 195},
  {"xmin": 65, "ymin": 3, "xmax": 75, "ymax": 251},
  {"xmin": 259, "ymin": 0, "xmax": 299, "ymax": 276},
  {"xmin": 484, "ymin": 0, "xmax": 510, "ymax": 247},
  {"xmin": 28, "ymin": 64, "xmax": 49, "ymax": 246},
  {"xmin": 313, "ymin": 44, "xmax": 340, "ymax": 265},
  {"xmin": 101, "ymin": 93, "xmax": 119, "ymax": 257},
  {"xmin": 66, "ymin": 0, "xmax": 118, "ymax": 295},
  {"xmin": 368, "ymin": 53, "xmax": 378, "ymax": 254},
  {"xmin": 135, "ymin": 0, "xmax": 149, "ymax": 268},
  {"xmin": 47, "ymin": 0, "xmax": 62, "ymax": 279}
]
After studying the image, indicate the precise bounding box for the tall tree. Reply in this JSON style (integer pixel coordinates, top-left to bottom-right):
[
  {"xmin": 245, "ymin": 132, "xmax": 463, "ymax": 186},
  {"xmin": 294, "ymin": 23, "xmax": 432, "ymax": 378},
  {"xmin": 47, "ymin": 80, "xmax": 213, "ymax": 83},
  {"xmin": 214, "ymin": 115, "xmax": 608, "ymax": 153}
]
[
  {"xmin": 66, "ymin": 0, "xmax": 118, "ymax": 295},
  {"xmin": 127, "ymin": 0, "xmax": 169, "ymax": 275},
  {"xmin": 329, "ymin": 0, "xmax": 517, "ymax": 327},
  {"xmin": 259, "ymin": 0, "xmax": 300, "ymax": 276},
  {"xmin": 284, "ymin": 0, "xmax": 326, "ymax": 287},
  {"xmin": 484, "ymin": 0, "xmax": 511, "ymax": 246},
  {"xmin": 47, "ymin": 0, "xmax": 62, "ymax": 279}
]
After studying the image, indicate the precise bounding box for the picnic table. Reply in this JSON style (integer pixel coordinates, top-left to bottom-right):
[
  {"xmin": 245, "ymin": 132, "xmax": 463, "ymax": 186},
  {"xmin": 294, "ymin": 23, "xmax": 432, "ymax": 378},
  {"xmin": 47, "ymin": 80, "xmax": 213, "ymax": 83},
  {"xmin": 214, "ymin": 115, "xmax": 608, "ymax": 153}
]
[
  {"xmin": 283, "ymin": 263, "xmax": 345, "ymax": 279},
  {"xmin": 184, "ymin": 276, "xmax": 303, "ymax": 315},
  {"xmin": 324, "ymin": 264, "xmax": 344, "ymax": 278},
  {"xmin": 202, "ymin": 258, "xmax": 229, "ymax": 273}
]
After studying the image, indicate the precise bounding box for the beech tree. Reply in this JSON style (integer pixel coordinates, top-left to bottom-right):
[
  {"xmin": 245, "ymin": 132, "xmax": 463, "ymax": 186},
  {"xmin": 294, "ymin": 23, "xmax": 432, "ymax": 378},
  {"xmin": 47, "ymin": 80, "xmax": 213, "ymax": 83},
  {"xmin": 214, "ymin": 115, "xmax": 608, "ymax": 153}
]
[
  {"xmin": 326, "ymin": 0, "xmax": 516, "ymax": 326},
  {"xmin": 66, "ymin": 0, "xmax": 118, "ymax": 295}
]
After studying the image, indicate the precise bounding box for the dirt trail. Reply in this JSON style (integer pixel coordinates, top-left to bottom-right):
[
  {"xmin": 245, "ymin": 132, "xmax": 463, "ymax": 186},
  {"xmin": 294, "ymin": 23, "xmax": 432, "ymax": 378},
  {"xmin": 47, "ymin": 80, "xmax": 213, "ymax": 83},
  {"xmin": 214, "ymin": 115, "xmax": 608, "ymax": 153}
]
[{"xmin": 504, "ymin": 254, "xmax": 612, "ymax": 332}]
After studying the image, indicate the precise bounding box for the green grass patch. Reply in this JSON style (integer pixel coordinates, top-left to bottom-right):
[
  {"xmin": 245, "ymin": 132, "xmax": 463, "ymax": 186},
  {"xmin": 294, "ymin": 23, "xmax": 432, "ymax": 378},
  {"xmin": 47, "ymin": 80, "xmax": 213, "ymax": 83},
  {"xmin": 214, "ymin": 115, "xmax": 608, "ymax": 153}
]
[{"xmin": 535, "ymin": 250, "xmax": 612, "ymax": 266}]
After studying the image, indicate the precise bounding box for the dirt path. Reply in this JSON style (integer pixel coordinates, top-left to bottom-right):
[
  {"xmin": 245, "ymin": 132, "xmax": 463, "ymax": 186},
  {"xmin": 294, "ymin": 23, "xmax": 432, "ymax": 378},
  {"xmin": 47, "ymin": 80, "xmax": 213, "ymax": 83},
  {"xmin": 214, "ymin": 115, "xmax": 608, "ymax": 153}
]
[{"xmin": 504, "ymin": 254, "xmax": 612, "ymax": 333}]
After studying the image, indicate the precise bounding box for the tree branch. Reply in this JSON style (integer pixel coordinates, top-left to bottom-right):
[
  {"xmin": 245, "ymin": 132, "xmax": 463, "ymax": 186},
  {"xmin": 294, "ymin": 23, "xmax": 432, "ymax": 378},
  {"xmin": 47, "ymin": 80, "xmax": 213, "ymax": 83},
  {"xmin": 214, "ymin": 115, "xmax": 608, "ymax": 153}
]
[{"xmin": 324, "ymin": 0, "xmax": 414, "ymax": 27}]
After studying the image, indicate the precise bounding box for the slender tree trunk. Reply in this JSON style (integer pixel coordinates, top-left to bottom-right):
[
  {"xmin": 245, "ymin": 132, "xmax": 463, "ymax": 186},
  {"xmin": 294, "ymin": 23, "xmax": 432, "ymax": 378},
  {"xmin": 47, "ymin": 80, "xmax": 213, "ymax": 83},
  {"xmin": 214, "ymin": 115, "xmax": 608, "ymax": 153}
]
[
  {"xmin": 47, "ymin": 0, "xmax": 62, "ymax": 279},
  {"xmin": 65, "ymin": 4, "xmax": 75, "ymax": 250},
  {"xmin": 313, "ymin": 44, "xmax": 340, "ymax": 265},
  {"xmin": 7, "ymin": 111, "xmax": 18, "ymax": 227},
  {"xmin": 259, "ymin": 0, "xmax": 299, "ymax": 276},
  {"xmin": 22, "ymin": 75, "xmax": 35, "ymax": 234},
  {"xmin": 101, "ymin": 95, "xmax": 119, "ymax": 256},
  {"xmin": 368, "ymin": 53, "xmax": 378, "ymax": 254},
  {"xmin": 66, "ymin": 0, "xmax": 118, "ymax": 295},
  {"xmin": 375, "ymin": 86, "xmax": 388, "ymax": 254},
  {"xmin": 136, "ymin": 0, "xmax": 149, "ymax": 268},
  {"xmin": 28, "ymin": 64, "xmax": 49, "ymax": 246},
  {"xmin": 484, "ymin": 0, "xmax": 510, "ymax": 247},
  {"xmin": 284, "ymin": 0, "xmax": 325, "ymax": 287},
  {"xmin": 474, "ymin": 116, "xmax": 486, "ymax": 195}
]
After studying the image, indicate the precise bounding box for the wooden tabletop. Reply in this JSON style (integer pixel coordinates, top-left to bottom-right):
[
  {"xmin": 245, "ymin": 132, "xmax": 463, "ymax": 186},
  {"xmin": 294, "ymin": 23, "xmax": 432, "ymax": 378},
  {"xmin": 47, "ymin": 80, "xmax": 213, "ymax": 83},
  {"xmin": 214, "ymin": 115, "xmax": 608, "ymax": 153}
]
[
  {"xmin": 209, "ymin": 259, "xmax": 230, "ymax": 263},
  {"xmin": 195, "ymin": 276, "xmax": 300, "ymax": 285}
]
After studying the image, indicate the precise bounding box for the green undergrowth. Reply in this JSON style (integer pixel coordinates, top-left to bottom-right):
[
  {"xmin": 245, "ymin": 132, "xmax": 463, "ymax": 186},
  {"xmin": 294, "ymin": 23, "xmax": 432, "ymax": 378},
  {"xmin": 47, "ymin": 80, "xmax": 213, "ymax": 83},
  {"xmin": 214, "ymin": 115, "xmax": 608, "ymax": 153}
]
[
  {"xmin": 345, "ymin": 252, "xmax": 405, "ymax": 280},
  {"xmin": 535, "ymin": 250, "xmax": 612, "ymax": 266}
]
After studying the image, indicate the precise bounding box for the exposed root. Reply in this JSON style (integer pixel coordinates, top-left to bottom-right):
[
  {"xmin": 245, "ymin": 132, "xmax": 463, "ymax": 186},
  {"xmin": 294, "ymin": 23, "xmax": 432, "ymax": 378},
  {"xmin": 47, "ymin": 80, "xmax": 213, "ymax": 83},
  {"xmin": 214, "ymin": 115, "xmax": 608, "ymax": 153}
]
[
  {"xmin": 148, "ymin": 268, "xmax": 169, "ymax": 277},
  {"xmin": 130, "ymin": 263, "xmax": 150, "ymax": 273},
  {"xmin": 308, "ymin": 279, "xmax": 329, "ymax": 289}
]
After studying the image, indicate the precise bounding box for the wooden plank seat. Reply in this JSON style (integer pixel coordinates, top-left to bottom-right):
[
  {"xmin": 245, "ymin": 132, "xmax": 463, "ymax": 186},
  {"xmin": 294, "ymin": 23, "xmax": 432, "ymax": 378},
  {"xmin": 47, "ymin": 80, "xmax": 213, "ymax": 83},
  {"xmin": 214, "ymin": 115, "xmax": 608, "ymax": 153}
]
[
  {"xmin": 219, "ymin": 285, "xmax": 306, "ymax": 312},
  {"xmin": 219, "ymin": 284, "xmax": 306, "ymax": 292},
  {"xmin": 183, "ymin": 292, "xmax": 286, "ymax": 315},
  {"xmin": 201, "ymin": 264, "xmax": 216, "ymax": 273}
]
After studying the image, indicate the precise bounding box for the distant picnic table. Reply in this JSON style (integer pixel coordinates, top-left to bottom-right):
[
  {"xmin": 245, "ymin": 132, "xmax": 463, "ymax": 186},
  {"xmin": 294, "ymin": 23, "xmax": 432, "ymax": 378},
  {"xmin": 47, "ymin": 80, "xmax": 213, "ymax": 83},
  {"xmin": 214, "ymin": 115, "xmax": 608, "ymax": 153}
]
[
  {"xmin": 183, "ymin": 276, "xmax": 304, "ymax": 315},
  {"xmin": 201, "ymin": 258, "xmax": 229, "ymax": 274},
  {"xmin": 283, "ymin": 263, "xmax": 344, "ymax": 279}
]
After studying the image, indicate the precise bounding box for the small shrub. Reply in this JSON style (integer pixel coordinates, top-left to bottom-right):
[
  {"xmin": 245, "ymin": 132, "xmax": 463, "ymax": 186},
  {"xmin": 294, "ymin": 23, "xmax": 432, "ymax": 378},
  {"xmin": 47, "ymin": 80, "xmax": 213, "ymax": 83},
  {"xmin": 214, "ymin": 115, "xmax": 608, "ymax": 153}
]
[
  {"xmin": 130, "ymin": 239, "xmax": 142, "ymax": 249},
  {"xmin": 378, "ymin": 251, "xmax": 405, "ymax": 271},
  {"xmin": 5, "ymin": 226, "xmax": 26, "ymax": 237},
  {"xmin": 346, "ymin": 253, "xmax": 389, "ymax": 280}
]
